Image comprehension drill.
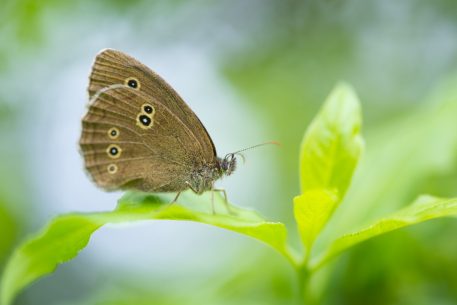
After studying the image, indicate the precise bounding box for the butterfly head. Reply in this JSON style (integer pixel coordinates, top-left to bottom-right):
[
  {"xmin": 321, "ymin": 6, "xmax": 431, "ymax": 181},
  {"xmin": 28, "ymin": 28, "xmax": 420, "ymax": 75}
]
[
  {"xmin": 219, "ymin": 141, "xmax": 280, "ymax": 177},
  {"xmin": 220, "ymin": 153, "xmax": 238, "ymax": 176}
]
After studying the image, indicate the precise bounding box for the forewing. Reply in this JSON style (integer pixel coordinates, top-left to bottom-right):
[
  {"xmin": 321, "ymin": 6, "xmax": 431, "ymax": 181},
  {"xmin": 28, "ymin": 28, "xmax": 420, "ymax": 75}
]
[{"xmin": 88, "ymin": 48, "xmax": 217, "ymax": 162}]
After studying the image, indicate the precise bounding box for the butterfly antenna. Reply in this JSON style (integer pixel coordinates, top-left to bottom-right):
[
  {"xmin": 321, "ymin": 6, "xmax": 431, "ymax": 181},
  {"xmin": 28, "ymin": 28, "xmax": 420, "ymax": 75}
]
[
  {"xmin": 232, "ymin": 141, "xmax": 280, "ymax": 155},
  {"xmin": 228, "ymin": 141, "xmax": 280, "ymax": 164},
  {"xmin": 235, "ymin": 153, "xmax": 246, "ymax": 164}
]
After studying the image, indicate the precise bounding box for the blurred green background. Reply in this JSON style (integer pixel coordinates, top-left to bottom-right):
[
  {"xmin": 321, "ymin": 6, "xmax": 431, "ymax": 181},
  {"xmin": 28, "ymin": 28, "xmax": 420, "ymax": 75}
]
[{"xmin": 1, "ymin": 0, "xmax": 457, "ymax": 304}]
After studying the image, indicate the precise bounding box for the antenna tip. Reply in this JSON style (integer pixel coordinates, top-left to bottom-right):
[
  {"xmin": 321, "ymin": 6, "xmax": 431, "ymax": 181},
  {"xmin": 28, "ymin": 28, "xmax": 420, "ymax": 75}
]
[{"xmin": 269, "ymin": 140, "xmax": 281, "ymax": 146}]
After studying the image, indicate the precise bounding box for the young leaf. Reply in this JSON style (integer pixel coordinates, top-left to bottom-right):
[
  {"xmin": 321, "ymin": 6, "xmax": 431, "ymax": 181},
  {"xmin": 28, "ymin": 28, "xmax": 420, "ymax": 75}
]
[
  {"xmin": 294, "ymin": 189, "xmax": 338, "ymax": 252},
  {"xmin": 319, "ymin": 75, "xmax": 457, "ymax": 239},
  {"xmin": 0, "ymin": 192, "xmax": 292, "ymax": 305},
  {"xmin": 0, "ymin": 203, "xmax": 17, "ymax": 263},
  {"xmin": 299, "ymin": 83, "xmax": 363, "ymax": 197},
  {"xmin": 295, "ymin": 83, "xmax": 363, "ymax": 254},
  {"xmin": 311, "ymin": 195, "xmax": 457, "ymax": 271}
]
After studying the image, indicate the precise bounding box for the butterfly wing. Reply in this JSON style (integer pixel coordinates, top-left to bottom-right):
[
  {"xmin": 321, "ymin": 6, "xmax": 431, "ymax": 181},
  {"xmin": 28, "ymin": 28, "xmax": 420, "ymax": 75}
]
[
  {"xmin": 88, "ymin": 48, "xmax": 217, "ymax": 162},
  {"xmin": 80, "ymin": 86, "xmax": 208, "ymax": 192}
]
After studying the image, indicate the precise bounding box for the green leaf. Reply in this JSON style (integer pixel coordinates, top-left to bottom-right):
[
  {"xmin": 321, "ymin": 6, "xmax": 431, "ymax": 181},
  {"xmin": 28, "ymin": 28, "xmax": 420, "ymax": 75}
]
[
  {"xmin": 293, "ymin": 189, "xmax": 339, "ymax": 253},
  {"xmin": 0, "ymin": 192, "xmax": 292, "ymax": 305},
  {"xmin": 295, "ymin": 83, "xmax": 363, "ymax": 254},
  {"xmin": 299, "ymin": 83, "xmax": 364, "ymax": 197},
  {"xmin": 312, "ymin": 195, "xmax": 457, "ymax": 271},
  {"xmin": 0, "ymin": 203, "xmax": 17, "ymax": 263}
]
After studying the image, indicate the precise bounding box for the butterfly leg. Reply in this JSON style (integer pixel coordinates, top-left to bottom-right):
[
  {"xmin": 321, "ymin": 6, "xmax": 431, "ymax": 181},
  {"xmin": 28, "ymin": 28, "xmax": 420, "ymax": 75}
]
[
  {"xmin": 158, "ymin": 192, "xmax": 181, "ymax": 213},
  {"xmin": 210, "ymin": 190, "xmax": 216, "ymax": 215},
  {"xmin": 185, "ymin": 181, "xmax": 199, "ymax": 193},
  {"xmin": 186, "ymin": 181, "xmax": 216, "ymax": 215},
  {"xmin": 212, "ymin": 188, "xmax": 236, "ymax": 215},
  {"xmin": 171, "ymin": 192, "xmax": 182, "ymax": 203},
  {"xmin": 185, "ymin": 181, "xmax": 215, "ymax": 214}
]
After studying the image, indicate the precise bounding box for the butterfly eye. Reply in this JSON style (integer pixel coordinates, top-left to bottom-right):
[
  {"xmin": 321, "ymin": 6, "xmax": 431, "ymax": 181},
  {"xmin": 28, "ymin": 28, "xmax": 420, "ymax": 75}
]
[
  {"xmin": 108, "ymin": 127, "xmax": 119, "ymax": 139},
  {"xmin": 140, "ymin": 115, "xmax": 151, "ymax": 125},
  {"xmin": 125, "ymin": 77, "xmax": 140, "ymax": 89},
  {"xmin": 107, "ymin": 164, "xmax": 118, "ymax": 174},
  {"xmin": 106, "ymin": 144, "xmax": 122, "ymax": 159},
  {"xmin": 137, "ymin": 114, "xmax": 153, "ymax": 129},
  {"xmin": 142, "ymin": 104, "xmax": 154, "ymax": 114}
]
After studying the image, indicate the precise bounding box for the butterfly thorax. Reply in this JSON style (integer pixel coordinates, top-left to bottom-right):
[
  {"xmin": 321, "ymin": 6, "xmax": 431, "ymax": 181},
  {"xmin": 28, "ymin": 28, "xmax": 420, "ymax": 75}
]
[{"xmin": 188, "ymin": 154, "xmax": 237, "ymax": 194}]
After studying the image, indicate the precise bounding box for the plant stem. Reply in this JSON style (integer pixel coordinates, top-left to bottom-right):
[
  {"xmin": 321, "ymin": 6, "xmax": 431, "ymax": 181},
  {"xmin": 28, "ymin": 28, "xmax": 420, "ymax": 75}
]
[
  {"xmin": 297, "ymin": 267, "xmax": 306, "ymax": 304},
  {"xmin": 297, "ymin": 264, "xmax": 314, "ymax": 305},
  {"xmin": 297, "ymin": 243, "xmax": 317, "ymax": 305}
]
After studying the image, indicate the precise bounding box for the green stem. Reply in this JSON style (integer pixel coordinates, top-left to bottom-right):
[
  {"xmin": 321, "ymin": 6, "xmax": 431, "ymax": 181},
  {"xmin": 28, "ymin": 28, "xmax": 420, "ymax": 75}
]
[
  {"xmin": 297, "ymin": 265, "xmax": 314, "ymax": 305},
  {"xmin": 297, "ymin": 267, "xmax": 306, "ymax": 304},
  {"xmin": 296, "ymin": 244, "xmax": 315, "ymax": 305}
]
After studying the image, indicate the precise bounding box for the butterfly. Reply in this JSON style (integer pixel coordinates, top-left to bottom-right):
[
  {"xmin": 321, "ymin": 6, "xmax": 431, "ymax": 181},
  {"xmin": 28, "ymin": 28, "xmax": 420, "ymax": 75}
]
[{"xmin": 79, "ymin": 49, "xmax": 239, "ymax": 204}]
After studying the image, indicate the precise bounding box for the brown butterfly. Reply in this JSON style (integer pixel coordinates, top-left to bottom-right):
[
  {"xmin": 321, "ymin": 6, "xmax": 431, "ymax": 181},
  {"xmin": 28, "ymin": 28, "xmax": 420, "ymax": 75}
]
[{"xmin": 79, "ymin": 49, "xmax": 239, "ymax": 204}]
